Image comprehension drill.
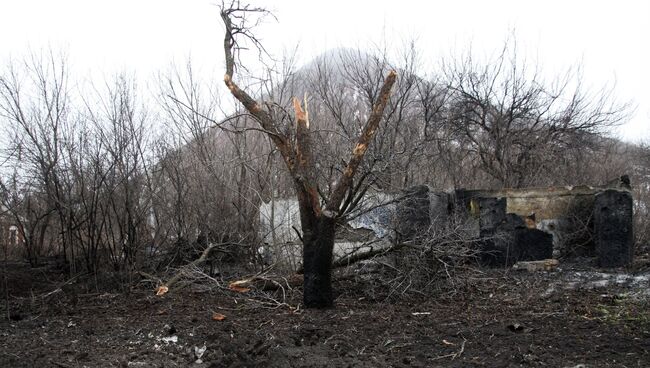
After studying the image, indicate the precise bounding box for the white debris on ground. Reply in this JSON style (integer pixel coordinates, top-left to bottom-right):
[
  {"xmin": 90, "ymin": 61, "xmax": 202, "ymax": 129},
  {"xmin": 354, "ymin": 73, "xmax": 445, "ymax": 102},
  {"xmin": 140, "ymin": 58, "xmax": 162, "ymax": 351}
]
[
  {"xmin": 194, "ymin": 344, "xmax": 207, "ymax": 364},
  {"xmin": 543, "ymin": 270, "xmax": 650, "ymax": 298},
  {"xmin": 123, "ymin": 329, "xmax": 210, "ymax": 366},
  {"xmin": 160, "ymin": 335, "xmax": 178, "ymax": 344}
]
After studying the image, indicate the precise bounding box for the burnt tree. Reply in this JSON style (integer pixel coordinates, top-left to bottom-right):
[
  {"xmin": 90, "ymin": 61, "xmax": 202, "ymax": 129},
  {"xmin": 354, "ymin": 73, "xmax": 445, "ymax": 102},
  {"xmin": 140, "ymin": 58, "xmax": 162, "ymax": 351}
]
[{"xmin": 220, "ymin": 3, "xmax": 397, "ymax": 308}]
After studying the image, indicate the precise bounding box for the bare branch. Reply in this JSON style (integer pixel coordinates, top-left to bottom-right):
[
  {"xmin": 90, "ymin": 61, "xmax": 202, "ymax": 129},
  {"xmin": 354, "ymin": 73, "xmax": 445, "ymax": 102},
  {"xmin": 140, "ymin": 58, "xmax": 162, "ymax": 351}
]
[{"xmin": 326, "ymin": 70, "xmax": 397, "ymax": 215}]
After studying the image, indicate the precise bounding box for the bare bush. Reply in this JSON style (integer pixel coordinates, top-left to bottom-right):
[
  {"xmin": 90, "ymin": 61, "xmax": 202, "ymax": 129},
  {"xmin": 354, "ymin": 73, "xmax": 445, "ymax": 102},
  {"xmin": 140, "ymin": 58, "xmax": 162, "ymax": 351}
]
[
  {"xmin": 349, "ymin": 212, "xmax": 481, "ymax": 301},
  {"xmin": 434, "ymin": 43, "xmax": 630, "ymax": 188}
]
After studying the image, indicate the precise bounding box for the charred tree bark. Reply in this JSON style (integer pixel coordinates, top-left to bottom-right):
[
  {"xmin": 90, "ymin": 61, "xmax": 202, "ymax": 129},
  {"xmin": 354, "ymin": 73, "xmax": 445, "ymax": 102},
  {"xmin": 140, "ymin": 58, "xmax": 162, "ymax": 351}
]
[{"xmin": 302, "ymin": 216, "xmax": 336, "ymax": 308}]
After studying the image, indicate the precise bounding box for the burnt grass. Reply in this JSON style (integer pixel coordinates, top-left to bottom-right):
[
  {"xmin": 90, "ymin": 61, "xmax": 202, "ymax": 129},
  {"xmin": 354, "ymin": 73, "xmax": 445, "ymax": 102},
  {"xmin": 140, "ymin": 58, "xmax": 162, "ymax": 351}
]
[{"xmin": 1, "ymin": 260, "xmax": 649, "ymax": 368}]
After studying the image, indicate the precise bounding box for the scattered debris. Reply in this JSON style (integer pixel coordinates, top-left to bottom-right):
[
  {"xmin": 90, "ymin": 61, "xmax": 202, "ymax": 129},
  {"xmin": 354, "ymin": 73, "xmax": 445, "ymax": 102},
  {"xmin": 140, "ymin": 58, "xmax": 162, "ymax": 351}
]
[
  {"xmin": 228, "ymin": 279, "xmax": 252, "ymax": 293},
  {"xmin": 163, "ymin": 324, "xmax": 176, "ymax": 335},
  {"xmin": 212, "ymin": 312, "xmax": 226, "ymax": 321},
  {"xmin": 127, "ymin": 362, "xmax": 148, "ymax": 367},
  {"xmin": 194, "ymin": 344, "xmax": 207, "ymax": 364},
  {"xmin": 543, "ymin": 271, "xmax": 650, "ymax": 298},
  {"xmin": 155, "ymin": 286, "xmax": 169, "ymax": 296},
  {"xmin": 411, "ymin": 312, "xmax": 431, "ymax": 316},
  {"xmin": 160, "ymin": 335, "xmax": 178, "ymax": 344},
  {"xmin": 507, "ymin": 323, "xmax": 532, "ymax": 333},
  {"xmin": 155, "ymin": 243, "xmax": 222, "ymax": 295}
]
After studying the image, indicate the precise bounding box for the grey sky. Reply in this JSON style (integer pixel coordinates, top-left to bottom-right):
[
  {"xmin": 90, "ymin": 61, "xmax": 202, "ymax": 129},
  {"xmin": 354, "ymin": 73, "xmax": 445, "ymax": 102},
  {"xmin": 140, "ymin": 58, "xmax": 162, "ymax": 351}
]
[{"xmin": 0, "ymin": 0, "xmax": 647, "ymax": 141}]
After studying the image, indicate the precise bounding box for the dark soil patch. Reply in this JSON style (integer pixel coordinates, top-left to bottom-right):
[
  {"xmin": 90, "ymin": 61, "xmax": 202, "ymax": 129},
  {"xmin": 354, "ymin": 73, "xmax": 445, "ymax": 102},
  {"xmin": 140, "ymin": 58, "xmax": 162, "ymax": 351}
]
[{"xmin": 1, "ymin": 261, "xmax": 649, "ymax": 367}]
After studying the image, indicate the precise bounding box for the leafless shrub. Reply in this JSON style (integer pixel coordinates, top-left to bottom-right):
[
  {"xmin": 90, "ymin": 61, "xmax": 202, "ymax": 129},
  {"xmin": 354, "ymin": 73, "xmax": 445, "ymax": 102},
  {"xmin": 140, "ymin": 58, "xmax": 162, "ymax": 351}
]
[
  {"xmin": 435, "ymin": 41, "xmax": 631, "ymax": 189},
  {"xmin": 352, "ymin": 212, "xmax": 482, "ymax": 301}
]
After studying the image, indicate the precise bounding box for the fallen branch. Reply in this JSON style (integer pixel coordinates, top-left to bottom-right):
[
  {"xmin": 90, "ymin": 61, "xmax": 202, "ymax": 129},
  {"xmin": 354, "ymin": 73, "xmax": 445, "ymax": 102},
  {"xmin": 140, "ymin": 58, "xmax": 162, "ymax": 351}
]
[
  {"xmin": 295, "ymin": 241, "xmax": 404, "ymax": 273},
  {"xmin": 331, "ymin": 242, "xmax": 404, "ymax": 269},
  {"xmin": 156, "ymin": 243, "xmax": 220, "ymax": 295},
  {"xmin": 137, "ymin": 271, "xmax": 162, "ymax": 285},
  {"xmin": 19, "ymin": 273, "xmax": 86, "ymax": 300},
  {"xmin": 230, "ymin": 273, "xmax": 302, "ymax": 291}
]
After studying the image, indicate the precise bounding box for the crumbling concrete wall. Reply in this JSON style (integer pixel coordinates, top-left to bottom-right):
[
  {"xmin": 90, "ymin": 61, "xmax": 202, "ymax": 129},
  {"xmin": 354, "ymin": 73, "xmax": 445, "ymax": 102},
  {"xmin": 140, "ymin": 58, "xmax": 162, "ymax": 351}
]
[
  {"xmin": 258, "ymin": 198, "xmax": 301, "ymax": 245},
  {"xmin": 594, "ymin": 189, "xmax": 634, "ymax": 267},
  {"xmin": 457, "ymin": 176, "xmax": 633, "ymax": 266},
  {"xmin": 394, "ymin": 185, "xmax": 452, "ymax": 242},
  {"xmin": 475, "ymin": 197, "xmax": 554, "ymax": 266}
]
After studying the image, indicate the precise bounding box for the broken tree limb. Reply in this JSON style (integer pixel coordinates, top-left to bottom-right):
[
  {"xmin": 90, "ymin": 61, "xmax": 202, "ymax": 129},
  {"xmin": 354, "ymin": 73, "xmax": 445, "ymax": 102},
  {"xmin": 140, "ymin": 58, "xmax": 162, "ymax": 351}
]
[
  {"xmin": 295, "ymin": 240, "xmax": 405, "ymax": 273},
  {"xmin": 293, "ymin": 96, "xmax": 322, "ymax": 229},
  {"xmin": 137, "ymin": 271, "xmax": 162, "ymax": 285},
  {"xmin": 229, "ymin": 273, "xmax": 303, "ymax": 292},
  {"xmin": 331, "ymin": 242, "xmax": 404, "ymax": 269},
  {"xmin": 155, "ymin": 243, "xmax": 220, "ymax": 295}
]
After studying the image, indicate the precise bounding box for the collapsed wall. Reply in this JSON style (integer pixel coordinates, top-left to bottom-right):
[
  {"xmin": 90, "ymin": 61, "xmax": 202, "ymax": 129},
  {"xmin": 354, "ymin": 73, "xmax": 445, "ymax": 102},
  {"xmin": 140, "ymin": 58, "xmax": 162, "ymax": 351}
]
[
  {"xmin": 593, "ymin": 189, "xmax": 634, "ymax": 267},
  {"xmin": 455, "ymin": 176, "xmax": 633, "ymax": 267}
]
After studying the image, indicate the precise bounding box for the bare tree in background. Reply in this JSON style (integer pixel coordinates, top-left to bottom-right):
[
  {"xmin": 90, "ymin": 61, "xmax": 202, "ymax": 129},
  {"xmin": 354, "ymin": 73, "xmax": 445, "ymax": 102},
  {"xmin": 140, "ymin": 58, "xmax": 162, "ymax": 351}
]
[
  {"xmin": 0, "ymin": 177, "xmax": 53, "ymax": 266},
  {"xmin": 0, "ymin": 8, "xmax": 639, "ymax": 302},
  {"xmin": 0, "ymin": 53, "xmax": 158, "ymax": 273},
  {"xmin": 158, "ymin": 62, "xmax": 272, "ymax": 266},
  {"xmin": 0, "ymin": 52, "xmax": 74, "ymax": 269},
  {"xmin": 438, "ymin": 43, "xmax": 629, "ymax": 188},
  {"xmin": 219, "ymin": 1, "xmax": 397, "ymax": 308}
]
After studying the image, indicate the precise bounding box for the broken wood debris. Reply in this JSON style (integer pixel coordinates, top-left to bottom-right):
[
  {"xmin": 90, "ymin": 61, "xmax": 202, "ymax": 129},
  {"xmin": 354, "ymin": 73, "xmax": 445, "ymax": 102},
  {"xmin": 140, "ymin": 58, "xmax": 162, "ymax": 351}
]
[{"xmin": 512, "ymin": 259, "xmax": 560, "ymax": 272}]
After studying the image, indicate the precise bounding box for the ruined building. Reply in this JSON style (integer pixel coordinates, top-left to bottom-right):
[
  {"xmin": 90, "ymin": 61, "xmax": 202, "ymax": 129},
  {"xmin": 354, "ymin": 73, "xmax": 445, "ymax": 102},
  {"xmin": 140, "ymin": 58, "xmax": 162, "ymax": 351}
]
[
  {"xmin": 455, "ymin": 175, "xmax": 633, "ymax": 267},
  {"xmin": 259, "ymin": 176, "xmax": 634, "ymax": 269}
]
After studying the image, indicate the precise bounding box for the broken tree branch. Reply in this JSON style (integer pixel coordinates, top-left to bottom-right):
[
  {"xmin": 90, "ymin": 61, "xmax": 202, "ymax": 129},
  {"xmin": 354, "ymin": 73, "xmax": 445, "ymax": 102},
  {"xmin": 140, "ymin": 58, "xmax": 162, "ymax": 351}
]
[
  {"xmin": 293, "ymin": 96, "xmax": 322, "ymax": 227},
  {"xmin": 295, "ymin": 240, "xmax": 404, "ymax": 273},
  {"xmin": 331, "ymin": 241, "xmax": 404, "ymax": 269},
  {"xmin": 156, "ymin": 243, "xmax": 220, "ymax": 295}
]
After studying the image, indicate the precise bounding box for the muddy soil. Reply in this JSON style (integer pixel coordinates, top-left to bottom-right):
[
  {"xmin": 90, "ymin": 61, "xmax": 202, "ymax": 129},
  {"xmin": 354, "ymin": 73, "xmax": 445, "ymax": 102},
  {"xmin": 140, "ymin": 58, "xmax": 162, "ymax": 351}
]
[{"xmin": 1, "ymin": 260, "xmax": 649, "ymax": 367}]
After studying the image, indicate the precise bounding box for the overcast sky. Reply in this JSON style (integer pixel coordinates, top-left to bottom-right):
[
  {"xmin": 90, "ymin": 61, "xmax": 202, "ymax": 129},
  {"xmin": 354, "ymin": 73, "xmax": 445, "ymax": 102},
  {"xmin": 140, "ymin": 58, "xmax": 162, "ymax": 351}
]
[{"xmin": 0, "ymin": 0, "xmax": 648, "ymax": 141}]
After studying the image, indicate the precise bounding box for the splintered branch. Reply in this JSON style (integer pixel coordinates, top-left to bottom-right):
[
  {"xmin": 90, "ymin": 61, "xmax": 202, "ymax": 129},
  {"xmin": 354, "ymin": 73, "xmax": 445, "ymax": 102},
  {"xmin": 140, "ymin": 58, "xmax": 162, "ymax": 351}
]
[
  {"xmin": 293, "ymin": 96, "xmax": 311, "ymax": 168},
  {"xmin": 155, "ymin": 243, "xmax": 222, "ymax": 295},
  {"xmin": 292, "ymin": 96, "xmax": 321, "ymax": 219},
  {"xmin": 326, "ymin": 70, "xmax": 398, "ymax": 215}
]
